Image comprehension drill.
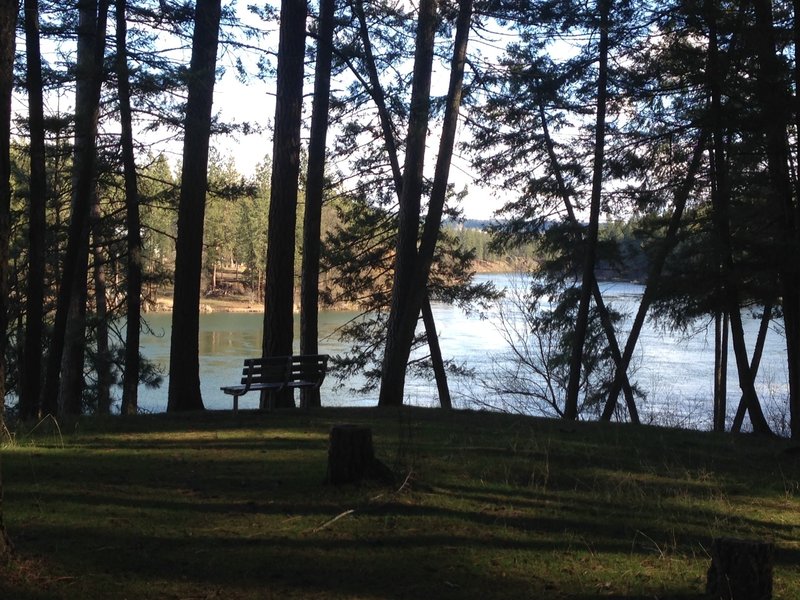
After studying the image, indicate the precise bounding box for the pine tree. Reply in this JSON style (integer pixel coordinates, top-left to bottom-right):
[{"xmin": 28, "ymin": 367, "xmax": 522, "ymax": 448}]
[
  {"xmin": 167, "ymin": 0, "xmax": 222, "ymax": 412},
  {"xmin": 262, "ymin": 0, "xmax": 306, "ymax": 408}
]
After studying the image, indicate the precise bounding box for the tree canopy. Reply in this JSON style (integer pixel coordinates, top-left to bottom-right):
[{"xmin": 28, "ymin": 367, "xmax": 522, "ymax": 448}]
[{"xmin": 0, "ymin": 0, "xmax": 797, "ymax": 438}]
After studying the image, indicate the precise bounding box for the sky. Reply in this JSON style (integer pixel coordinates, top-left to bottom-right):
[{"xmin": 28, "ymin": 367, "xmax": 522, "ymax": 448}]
[
  {"xmin": 210, "ymin": 71, "xmax": 503, "ymax": 221},
  {"xmin": 11, "ymin": 0, "xmax": 508, "ymax": 221},
  {"xmin": 206, "ymin": 1, "xmax": 508, "ymax": 222}
]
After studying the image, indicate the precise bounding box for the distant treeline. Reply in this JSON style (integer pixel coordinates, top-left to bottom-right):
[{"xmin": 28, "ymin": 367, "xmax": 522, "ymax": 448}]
[{"xmin": 445, "ymin": 219, "xmax": 648, "ymax": 280}]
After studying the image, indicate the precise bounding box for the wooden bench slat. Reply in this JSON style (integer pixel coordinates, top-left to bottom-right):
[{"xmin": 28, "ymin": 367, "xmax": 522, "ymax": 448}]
[{"xmin": 221, "ymin": 354, "xmax": 329, "ymax": 413}]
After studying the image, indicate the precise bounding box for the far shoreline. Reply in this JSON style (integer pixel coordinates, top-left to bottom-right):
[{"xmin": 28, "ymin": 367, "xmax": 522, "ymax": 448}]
[{"xmin": 147, "ymin": 260, "xmax": 534, "ymax": 314}]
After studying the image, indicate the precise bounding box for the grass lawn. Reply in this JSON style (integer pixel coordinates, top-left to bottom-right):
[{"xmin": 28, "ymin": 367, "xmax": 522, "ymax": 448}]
[{"xmin": 1, "ymin": 407, "xmax": 799, "ymax": 599}]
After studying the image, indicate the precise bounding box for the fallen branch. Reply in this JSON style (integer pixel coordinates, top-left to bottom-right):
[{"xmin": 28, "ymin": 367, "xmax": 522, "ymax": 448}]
[{"xmin": 312, "ymin": 509, "xmax": 356, "ymax": 533}]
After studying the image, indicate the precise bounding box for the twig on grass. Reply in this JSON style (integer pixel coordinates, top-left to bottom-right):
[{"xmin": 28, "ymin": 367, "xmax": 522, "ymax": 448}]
[
  {"xmin": 310, "ymin": 470, "xmax": 417, "ymax": 533},
  {"xmin": 312, "ymin": 509, "xmax": 356, "ymax": 533}
]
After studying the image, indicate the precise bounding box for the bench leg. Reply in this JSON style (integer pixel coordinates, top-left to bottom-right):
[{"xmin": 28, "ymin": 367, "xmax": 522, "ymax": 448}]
[{"xmin": 233, "ymin": 395, "xmax": 239, "ymax": 415}]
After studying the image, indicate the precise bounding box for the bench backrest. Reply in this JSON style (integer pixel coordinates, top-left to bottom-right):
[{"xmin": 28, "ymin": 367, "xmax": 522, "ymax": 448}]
[
  {"xmin": 289, "ymin": 354, "xmax": 329, "ymax": 386},
  {"xmin": 241, "ymin": 356, "xmax": 290, "ymax": 387}
]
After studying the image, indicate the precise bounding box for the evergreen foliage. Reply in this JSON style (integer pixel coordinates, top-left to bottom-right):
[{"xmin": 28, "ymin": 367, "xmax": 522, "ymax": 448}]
[{"xmin": 0, "ymin": 0, "xmax": 796, "ymax": 434}]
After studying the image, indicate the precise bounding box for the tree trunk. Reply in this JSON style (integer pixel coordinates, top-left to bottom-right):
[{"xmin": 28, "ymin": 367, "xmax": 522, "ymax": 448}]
[
  {"xmin": 353, "ymin": 0, "xmax": 403, "ymax": 192},
  {"xmin": 379, "ymin": 0, "xmax": 476, "ymax": 408},
  {"xmin": 752, "ymin": 0, "xmax": 800, "ymax": 439},
  {"xmin": 410, "ymin": 0, "xmax": 473, "ymax": 315},
  {"xmin": 706, "ymin": 3, "xmax": 771, "ymax": 435},
  {"xmin": 262, "ymin": 0, "xmax": 306, "ymax": 409},
  {"xmin": 706, "ymin": 538, "xmax": 773, "ymax": 600},
  {"xmin": 116, "ymin": 0, "xmax": 143, "ymax": 416},
  {"xmin": 0, "ymin": 0, "xmax": 19, "ymax": 557},
  {"xmin": 378, "ymin": 0, "xmax": 437, "ymax": 408},
  {"xmin": 167, "ymin": 0, "xmax": 222, "ymax": 412},
  {"xmin": 91, "ymin": 197, "xmax": 111, "ymax": 414},
  {"xmin": 354, "ymin": 0, "xmax": 458, "ymax": 409},
  {"xmin": 301, "ymin": 0, "xmax": 335, "ymax": 410},
  {"xmin": 714, "ymin": 309, "xmax": 729, "ymax": 432},
  {"xmin": 600, "ymin": 132, "xmax": 708, "ymax": 421},
  {"xmin": 564, "ymin": 0, "xmax": 611, "ymax": 420},
  {"xmin": 21, "ymin": 0, "xmax": 47, "ymax": 420},
  {"xmin": 0, "ymin": 0, "xmax": 16, "ymax": 408},
  {"xmin": 325, "ymin": 425, "xmax": 392, "ymax": 485},
  {"xmin": 731, "ymin": 306, "xmax": 772, "ymax": 433},
  {"xmin": 538, "ymin": 100, "xmax": 639, "ymax": 423},
  {"xmin": 43, "ymin": 0, "xmax": 110, "ymax": 417},
  {"xmin": 58, "ymin": 237, "xmax": 90, "ymax": 416},
  {"xmin": 421, "ymin": 295, "xmax": 452, "ymax": 409}
]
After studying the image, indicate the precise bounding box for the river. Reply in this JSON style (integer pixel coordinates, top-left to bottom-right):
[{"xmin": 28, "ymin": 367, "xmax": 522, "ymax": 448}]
[{"xmin": 130, "ymin": 274, "xmax": 790, "ymax": 431}]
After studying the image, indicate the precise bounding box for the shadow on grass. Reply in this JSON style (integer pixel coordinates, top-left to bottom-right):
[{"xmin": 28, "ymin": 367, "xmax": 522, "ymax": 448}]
[
  {"xmin": 4, "ymin": 407, "xmax": 798, "ymax": 599},
  {"xmin": 4, "ymin": 520, "xmax": 713, "ymax": 600}
]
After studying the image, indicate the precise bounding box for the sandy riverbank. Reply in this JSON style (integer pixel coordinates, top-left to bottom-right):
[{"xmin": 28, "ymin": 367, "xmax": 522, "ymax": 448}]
[{"xmin": 148, "ymin": 259, "xmax": 534, "ymax": 314}]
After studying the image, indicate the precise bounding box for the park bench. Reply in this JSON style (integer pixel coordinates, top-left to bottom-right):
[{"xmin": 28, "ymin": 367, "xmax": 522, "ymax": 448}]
[{"xmin": 221, "ymin": 354, "xmax": 329, "ymax": 413}]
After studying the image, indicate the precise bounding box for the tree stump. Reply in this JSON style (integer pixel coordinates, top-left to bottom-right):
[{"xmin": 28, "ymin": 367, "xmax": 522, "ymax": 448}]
[
  {"xmin": 325, "ymin": 425, "xmax": 391, "ymax": 485},
  {"xmin": 706, "ymin": 537, "xmax": 773, "ymax": 600}
]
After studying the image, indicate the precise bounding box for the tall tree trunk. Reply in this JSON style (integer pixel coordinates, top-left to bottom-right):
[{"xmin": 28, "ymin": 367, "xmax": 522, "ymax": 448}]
[
  {"xmin": 0, "ymin": 0, "xmax": 16, "ymax": 412},
  {"xmin": 300, "ymin": 0, "xmax": 335, "ymax": 409},
  {"xmin": 377, "ymin": 0, "xmax": 479, "ymax": 408},
  {"xmin": 0, "ymin": 0, "xmax": 19, "ymax": 558},
  {"xmin": 411, "ymin": 0, "xmax": 472, "ymax": 307},
  {"xmin": 91, "ymin": 197, "xmax": 111, "ymax": 414},
  {"xmin": 599, "ymin": 132, "xmax": 707, "ymax": 420},
  {"xmin": 564, "ymin": 0, "xmax": 611, "ymax": 420},
  {"xmin": 167, "ymin": 0, "xmax": 222, "ymax": 412},
  {"xmin": 42, "ymin": 0, "xmax": 110, "ymax": 416},
  {"xmin": 262, "ymin": 0, "xmax": 306, "ymax": 409},
  {"xmin": 706, "ymin": 1, "xmax": 771, "ymax": 434},
  {"xmin": 116, "ymin": 0, "xmax": 143, "ymax": 416},
  {"xmin": 353, "ymin": 0, "xmax": 454, "ymax": 408},
  {"xmin": 353, "ymin": 0, "xmax": 403, "ymax": 190},
  {"xmin": 713, "ymin": 309, "xmax": 729, "ymax": 432},
  {"xmin": 752, "ymin": 0, "xmax": 800, "ymax": 438},
  {"xmin": 731, "ymin": 305, "xmax": 772, "ymax": 432},
  {"xmin": 403, "ymin": 0, "xmax": 472, "ymax": 407},
  {"xmin": 538, "ymin": 100, "xmax": 639, "ymax": 423},
  {"xmin": 378, "ymin": 0, "xmax": 437, "ymax": 408},
  {"xmin": 21, "ymin": 0, "xmax": 47, "ymax": 420}
]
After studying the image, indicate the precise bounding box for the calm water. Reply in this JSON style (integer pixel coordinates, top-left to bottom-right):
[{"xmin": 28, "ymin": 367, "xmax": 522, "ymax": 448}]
[{"xmin": 129, "ymin": 274, "xmax": 789, "ymax": 430}]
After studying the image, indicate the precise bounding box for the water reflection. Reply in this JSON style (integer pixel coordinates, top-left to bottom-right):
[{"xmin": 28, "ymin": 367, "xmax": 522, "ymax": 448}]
[{"xmin": 131, "ymin": 274, "xmax": 789, "ymax": 431}]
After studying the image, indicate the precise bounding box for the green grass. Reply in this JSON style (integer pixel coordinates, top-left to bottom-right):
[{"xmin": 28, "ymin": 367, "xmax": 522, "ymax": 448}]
[{"xmin": 2, "ymin": 407, "xmax": 799, "ymax": 599}]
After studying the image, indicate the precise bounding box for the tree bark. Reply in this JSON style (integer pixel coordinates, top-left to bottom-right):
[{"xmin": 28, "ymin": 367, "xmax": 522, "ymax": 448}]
[
  {"xmin": 0, "ymin": 0, "xmax": 17, "ymax": 409},
  {"xmin": 564, "ymin": 0, "xmax": 611, "ymax": 420},
  {"xmin": 353, "ymin": 0, "xmax": 458, "ymax": 409},
  {"xmin": 352, "ymin": 0, "xmax": 403, "ymax": 192},
  {"xmin": 325, "ymin": 425, "xmax": 392, "ymax": 484},
  {"xmin": 263, "ymin": 0, "xmax": 306, "ymax": 409},
  {"xmin": 706, "ymin": 538, "xmax": 773, "ymax": 600},
  {"xmin": 167, "ymin": 0, "xmax": 222, "ymax": 412},
  {"xmin": 0, "ymin": 0, "xmax": 19, "ymax": 556},
  {"xmin": 731, "ymin": 306, "xmax": 772, "ymax": 433},
  {"xmin": 21, "ymin": 0, "xmax": 47, "ymax": 420},
  {"xmin": 378, "ymin": 0, "xmax": 437, "ymax": 408},
  {"xmin": 116, "ymin": 0, "xmax": 144, "ymax": 416},
  {"xmin": 379, "ymin": 0, "xmax": 476, "ymax": 408},
  {"xmin": 42, "ymin": 0, "xmax": 110, "ymax": 416},
  {"xmin": 91, "ymin": 196, "xmax": 111, "ymax": 414},
  {"xmin": 752, "ymin": 0, "xmax": 800, "ymax": 439},
  {"xmin": 421, "ymin": 295, "xmax": 452, "ymax": 409},
  {"xmin": 301, "ymin": 0, "xmax": 335, "ymax": 409},
  {"xmin": 599, "ymin": 133, "xmax": 708, "ymax": 421},
  {"xmin": 706, "ymin": 2, "xmax": 771, "ymax": 435},
  {"xmin": 538, "ymin": 100, "xmax": 639, "ymax": 423},
  {"xmin": 714, "ymin": 309, "xmax": 729, "ymax": 432}
]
